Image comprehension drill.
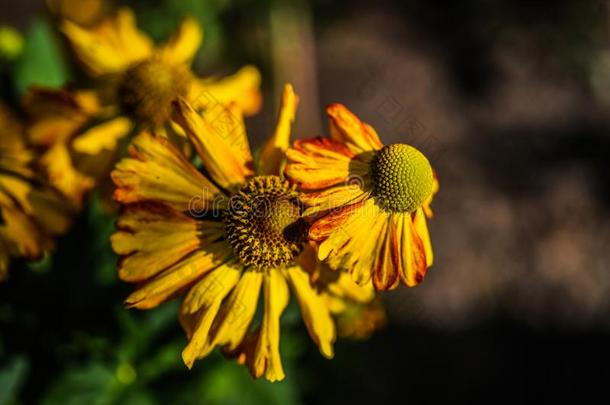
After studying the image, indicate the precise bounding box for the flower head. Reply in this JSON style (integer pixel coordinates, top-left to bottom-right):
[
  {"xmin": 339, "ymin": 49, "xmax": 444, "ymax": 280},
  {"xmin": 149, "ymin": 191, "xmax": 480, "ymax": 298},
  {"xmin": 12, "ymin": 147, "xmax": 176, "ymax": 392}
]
[
  {"xmin": 26, "ymin": 8, "xmax": 262, "ymax": 207},
  {"xmin": 110, "ymin": 86, "xmax": 376, "ymax": 381},
  {"xmin": 0, "ymin": 104, "xmax": 73, "ymax": 280},
  {"xmin": 61, "ymin": 8, "xmax": 262, "ymax": 122},
  {"xmin": 284, "ymin": 104, "xmax": 438, "ymax": 291}
]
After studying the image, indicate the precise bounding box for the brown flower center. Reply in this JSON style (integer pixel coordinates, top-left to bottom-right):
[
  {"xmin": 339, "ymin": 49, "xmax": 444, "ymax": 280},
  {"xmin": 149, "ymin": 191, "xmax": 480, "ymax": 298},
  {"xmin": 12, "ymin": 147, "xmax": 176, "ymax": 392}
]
[
  {"xmin": 223, "ymin": 176, "xmax": 308, "ymax": 269},
  {"xmin": 118, "ymin": 58, "xmax": 192, "ymax": 126}
]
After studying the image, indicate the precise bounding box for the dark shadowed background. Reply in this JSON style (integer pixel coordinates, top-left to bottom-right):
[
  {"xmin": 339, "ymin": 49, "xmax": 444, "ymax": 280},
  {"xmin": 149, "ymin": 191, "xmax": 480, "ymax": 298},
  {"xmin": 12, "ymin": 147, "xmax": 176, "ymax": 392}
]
[{"xmin": 1, "ymin": 0, "xmax": 610, "ymax": 403}]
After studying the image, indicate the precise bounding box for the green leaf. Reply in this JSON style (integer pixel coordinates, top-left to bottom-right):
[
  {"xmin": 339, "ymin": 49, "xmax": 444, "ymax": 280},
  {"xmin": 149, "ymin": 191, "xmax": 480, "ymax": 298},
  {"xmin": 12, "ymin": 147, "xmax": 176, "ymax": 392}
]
[
  {"xmin": 0, "ymin": 356, "xmax": 29, "ymax": 405},
  {"xmin": 13, "ymin": 18, "xmax": 69, "ymax": 95}
]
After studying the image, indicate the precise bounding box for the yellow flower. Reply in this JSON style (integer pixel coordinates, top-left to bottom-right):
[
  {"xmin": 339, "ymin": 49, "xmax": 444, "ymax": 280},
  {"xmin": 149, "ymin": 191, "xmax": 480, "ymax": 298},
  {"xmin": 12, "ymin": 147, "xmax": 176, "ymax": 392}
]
[
  {"xmin": 61, "ymin": 8, "xmax": 262, "ymax": 124},
  {"xmin": 111, "ymin": 85, "xmax": 365, "ymax": 382},
  {"xmin": 25, "ymin": 8, "xmax": 262, "ymax": 207},
  {"xmin": 284, "ymin": 104, "xmax": 439, "ymax": 291},
  {"xmin": 0, "ymin": 104, "xmax": 73, "ymax": 280}
]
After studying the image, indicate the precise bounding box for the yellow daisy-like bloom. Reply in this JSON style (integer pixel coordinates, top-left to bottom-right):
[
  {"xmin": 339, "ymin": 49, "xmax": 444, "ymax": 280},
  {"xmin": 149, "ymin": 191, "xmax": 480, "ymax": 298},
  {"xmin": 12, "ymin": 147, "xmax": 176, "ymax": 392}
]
[
  {"xmin": 25, "ymin": 8, "xmax": 262, "ymax": 207},
  {"xmin": 61, "ymin": 7, "xmax": 262, "ymax": 123},
  {"xmin": 0, "ymin": 104, "xmax": 72, "ymax": 280},
  {"xmin": 110, "ymin": 85, "xmax": 375, "ymax": 381},
  {"xmin": 284, "ymin": 104, "xmax": 439, "ymax": 291}
]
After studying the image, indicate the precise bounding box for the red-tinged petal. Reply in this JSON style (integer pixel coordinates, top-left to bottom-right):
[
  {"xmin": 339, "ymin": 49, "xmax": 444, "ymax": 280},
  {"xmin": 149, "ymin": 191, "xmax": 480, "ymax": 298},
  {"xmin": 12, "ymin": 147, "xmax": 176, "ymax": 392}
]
[
  {"xmin": 308, "ymin": 199, "xmax": 369, "ymax": 242},
  {"xmin": 372, "ymin": 220, "xmax": 399, "ymax": 290},
  {"xmin": 326, "ymin": 104, "xmax": 383, "ymax": 153}
]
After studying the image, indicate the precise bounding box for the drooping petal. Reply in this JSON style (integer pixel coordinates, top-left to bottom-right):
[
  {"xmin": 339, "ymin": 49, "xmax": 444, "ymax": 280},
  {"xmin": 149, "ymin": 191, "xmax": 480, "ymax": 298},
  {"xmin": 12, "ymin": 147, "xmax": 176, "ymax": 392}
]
[
  {"xmin": 326, "ymin": 103, "xmax": 383, "ymax": 153},
  {"xmin": 158, "ymin": 16, "xmax": 203, "ymax": 65},
  {"xmin": 208, "ymin": 269, "xmax": 263, "ymax": 352},
  {"xmin": 258, "ymin": 84, "xmax": 298, "ymax": 176},
  {"xmin": 173, "ymin": 98, "xmax": 253, "ymax": 189},
  {"xmin": 413, "ymin": 208, "xmax": 434, "ymax": 267},
  {"xmin": 393, "ymin": 213, "xmax": 428, "ymax": 287},
  {"xmin": 124, "ymin": 242, "xmax": 232, "ymax": 309},
  {"xmin": 191, "ymin": 66, "xmax": 262, "ymax": 117},
  {"xmin": 180, "ymin": 262, "xmax": 243, "ymax": 368},
  {"xmin": 111, "ymin": 203, "xmax": 223, "ymax": 282},
  {"xmin": 372, "ymin": 218, "xmax": 400, "ymax": 290},
  {"xmin": 286, "ymin": 266, "xmax": 336, "ymax": 358},
  {"xmin": 112, "ymin": 132, "xmax": 223, "ymax": 212},
  {"xmin": 247, "ymin": 270, "xmax": 289, "ymax": 382},
  {"xmin": 182, "ymin": 262, "xmax": 242, "ymax": 315}
]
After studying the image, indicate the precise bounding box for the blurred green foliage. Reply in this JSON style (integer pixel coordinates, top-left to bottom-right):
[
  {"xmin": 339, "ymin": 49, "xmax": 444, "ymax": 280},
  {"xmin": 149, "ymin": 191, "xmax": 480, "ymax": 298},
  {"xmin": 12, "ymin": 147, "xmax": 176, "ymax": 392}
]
[{"xmin": 13, "ymin": 18, "xmax": 69, "ymax": 95}]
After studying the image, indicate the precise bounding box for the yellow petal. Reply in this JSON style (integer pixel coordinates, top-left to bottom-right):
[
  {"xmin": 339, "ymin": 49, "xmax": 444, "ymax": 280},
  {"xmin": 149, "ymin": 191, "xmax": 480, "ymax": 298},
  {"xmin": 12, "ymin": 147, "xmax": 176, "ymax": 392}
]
[
  {"xmin": 159, "ymin": 17, "xmax": 202, "ymax": 65},
  {"xmin": 301, "ymin": 184, "xmax": 370, "ymax": 217},
  {"xmin": 208, "ymin": 269, "xmax": 263, "ymax": 352},
  {"xmin": 39, "ymin": 144, "xmax": 95, "ymax": 206},
  {"xmin": 173, "ymin": 98, "xmax": 253, "ymax": 189},
  {"xmin": 315, "ymin": 199, "xmax": 387, "ymax": 286},
  {"xmin": 372, "ymin": 217, "xmax": 399, "ymax": 290},
  {"xmin": 258, "ymin": 84, "xmax": 298, "ymax": 175},
  {"xmin": 73, "ymin": 116, "xmax": 133, "ymax": 155},
  {"xmin": 249, "ymin": 270, "xmax": 289, "ymax": 382},
  {"xmin": 413, "ymin": 208, "xmax": 434, "ymax": 267},
  {"xmin": 182, "ymin": 263, "xmax": 242, "ymax": 315},
  {"xmin": 24, "ymin": 87, "xmax": 100, "ymax": 147},
  {"xmin": 180, "ymin": 263, "xmax": 242, "ymax": 368},
  {"xmin": 61, "ymin": 8, "xmax": 153, "ymax": 76},
  {"xmin": 309, "ymin": 198, "xmax": 368, "ymax": 243},
  {"xmin": 395, "ymin": 213, "xmax": 428, "ymax": 287},
  {"xmin": 124, "ymin": 242, "xmax": 232, "ymax": 309},
  {"xmin": 192, "ymin": 65, "xmax": 262, "ymax": 116},
  {"xmin": 112, "ymin": 132, "xmax": 223, "ymax": 212},
  {"xmin": 112, "ymin": 204, "xmax": 222, "ymax": 282},
  {"xmin": 286, "ymin": 266, "xmax": 335, "ymax": 358}
]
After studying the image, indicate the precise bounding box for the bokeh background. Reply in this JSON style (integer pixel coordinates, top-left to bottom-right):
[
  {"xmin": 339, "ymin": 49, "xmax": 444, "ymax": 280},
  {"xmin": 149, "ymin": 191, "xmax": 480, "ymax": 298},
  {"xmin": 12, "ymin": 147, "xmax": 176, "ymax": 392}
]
[{"xmin": 2, "ymin": 0, "xmax": 610, "ymax": 403}]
